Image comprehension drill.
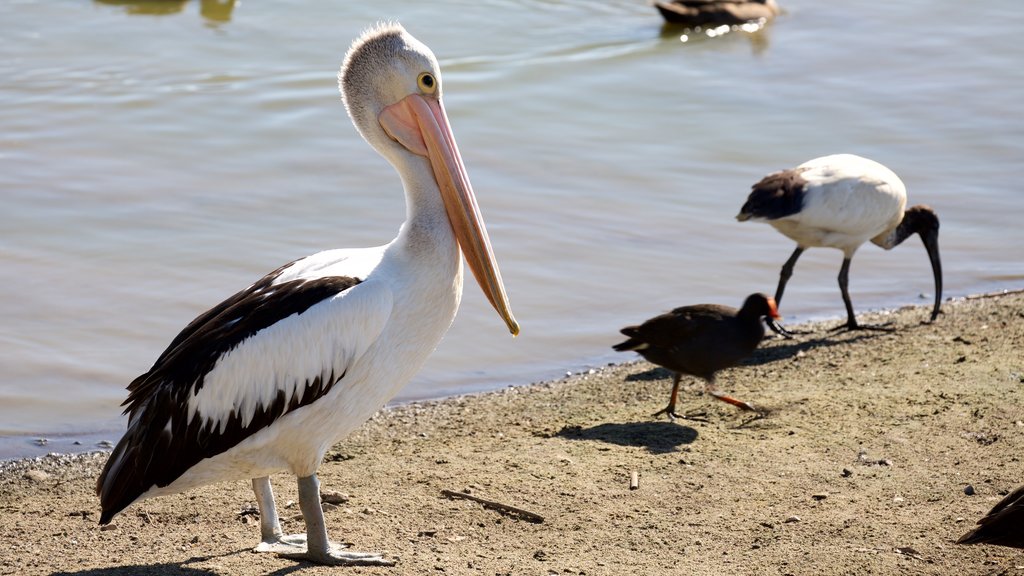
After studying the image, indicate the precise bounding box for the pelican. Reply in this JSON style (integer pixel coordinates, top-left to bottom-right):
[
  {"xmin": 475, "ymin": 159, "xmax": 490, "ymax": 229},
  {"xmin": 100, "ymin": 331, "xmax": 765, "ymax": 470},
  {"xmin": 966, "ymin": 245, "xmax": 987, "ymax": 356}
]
[
  {"xmin": 736, "ymin": 153, "xmax": 942, "ymax": 332},
  {"xmin": 96, "ymin": 23, "xmax": 518, "ymax": 566}
]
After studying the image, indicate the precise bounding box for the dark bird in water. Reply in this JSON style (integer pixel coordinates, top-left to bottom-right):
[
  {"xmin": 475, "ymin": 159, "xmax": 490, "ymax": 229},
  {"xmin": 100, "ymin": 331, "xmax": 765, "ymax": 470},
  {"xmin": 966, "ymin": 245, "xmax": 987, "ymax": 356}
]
[
  {"xmin": 957, "ymin": 486, "xmax": 1024, "ymax": 549},
  {"xmin": 655, "ymin": 0, "xmax": 780, "ymax": 27},
  {"xmin": 736, "ymin": 154, "xmax": 942, "ymax": 333},
  {"xmin": 613, "ymin": 293, "xmax": 779, "ymax": 420}
]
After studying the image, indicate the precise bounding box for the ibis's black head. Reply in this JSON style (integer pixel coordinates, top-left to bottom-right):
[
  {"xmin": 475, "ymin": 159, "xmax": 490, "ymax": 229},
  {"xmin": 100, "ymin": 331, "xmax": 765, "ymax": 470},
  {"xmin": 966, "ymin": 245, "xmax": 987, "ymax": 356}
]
[{"xmin": 900, "ymin": 205, "xmax": 942, "ymax": 322}]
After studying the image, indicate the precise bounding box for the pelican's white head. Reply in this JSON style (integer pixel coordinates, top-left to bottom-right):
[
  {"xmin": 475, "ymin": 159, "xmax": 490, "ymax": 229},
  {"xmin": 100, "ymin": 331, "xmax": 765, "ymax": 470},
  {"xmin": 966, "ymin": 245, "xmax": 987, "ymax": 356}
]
[
  {"xmin": 340, "ymin": 23, "xmax": 440, "ymax": 163},
  {"xmin": 338, "ymin": 23, "xmax": 519, "ymax": 336}
]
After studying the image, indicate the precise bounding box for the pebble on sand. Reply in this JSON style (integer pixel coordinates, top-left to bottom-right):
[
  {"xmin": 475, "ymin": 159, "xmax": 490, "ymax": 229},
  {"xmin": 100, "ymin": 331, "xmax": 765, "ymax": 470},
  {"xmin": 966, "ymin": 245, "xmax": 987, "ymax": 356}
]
[
  {"xmin": 23, "ymin": 470, "xmax": 49, "ymax": 483},
  {"xmin": 320, "ymin": 490, "xmax": 350, "ymax": 505}
]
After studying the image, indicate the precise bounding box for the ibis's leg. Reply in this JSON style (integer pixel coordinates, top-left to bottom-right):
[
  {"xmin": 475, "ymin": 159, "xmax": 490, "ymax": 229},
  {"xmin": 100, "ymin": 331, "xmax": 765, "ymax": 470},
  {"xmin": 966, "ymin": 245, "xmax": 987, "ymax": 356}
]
[
  {"xmin": 278, "ymin": 473, "xmax": 395, "ymax": 566},
  {"xmin": 252, "ymin": 476, "xmax": 307, "ymax": 553},
  {"xmin": 775, "ymin": 247, "xmax": 804, "ymax": 306},
  {"xmin": 838, "ymin": 257, "xmax": 859, "ymax": 329},
  {"xmin": 766, "ymin": 247, "xmax": 804, "ymax": 338},
  {"xmin": 834, "ymin": 257, "xmax": 893, "ymax": 332}
]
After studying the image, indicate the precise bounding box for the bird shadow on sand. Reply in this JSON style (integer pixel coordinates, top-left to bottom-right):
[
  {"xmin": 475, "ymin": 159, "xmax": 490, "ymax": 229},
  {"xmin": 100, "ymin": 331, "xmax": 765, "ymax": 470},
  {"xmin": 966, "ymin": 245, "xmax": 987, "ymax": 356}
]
[
  {"xmin": 52, "ymin": 563, "xmax": 220, "ymax": 576},
  {"xmin": 745, "ymin": 330, "xmax": 887, "ymax": 366},
  {"xmin": 50, "ymin": 552, "xmax": 309, "ymax": 576},
  {"xmin": 623, "ymin": 330, "xmax": 888, "ymax": 385},
  {"xmin": 555, "ymin": 421, "xmax": 698, "ymax": 454}
]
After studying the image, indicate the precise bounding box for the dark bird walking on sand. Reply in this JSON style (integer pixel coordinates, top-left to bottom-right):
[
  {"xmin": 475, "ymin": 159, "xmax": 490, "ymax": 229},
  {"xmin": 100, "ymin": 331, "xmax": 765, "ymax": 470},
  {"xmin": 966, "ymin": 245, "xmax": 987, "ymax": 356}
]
[
  {"xmin": 613, "ymin": 293, "xmax": 779, "ymax": 420},
  {"xmin": 655, "ymin": 0, "xmax": 780, "ymax": 27},
  {"xmin": 736, "ymin": 154, "xmax": 942, "ymax": 332},
  {"xmin": 957, "ymin": 485, "xmax": 1024, "ymax": 549}
]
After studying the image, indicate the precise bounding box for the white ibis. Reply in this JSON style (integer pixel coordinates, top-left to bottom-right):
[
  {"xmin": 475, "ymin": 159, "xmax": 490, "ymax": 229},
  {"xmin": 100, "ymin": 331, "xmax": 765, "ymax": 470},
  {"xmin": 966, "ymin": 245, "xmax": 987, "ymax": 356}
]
[
  {"xmin": 736, "ymin": 153, "xmax": 942, "ymax": 332},
  {"xmin": 958, "ymin": 485, "xmax": 1024, "ymax": 549},
  {"xmin": 613, "ymin": 293, "xmax": 779, "ymax": 420},
  {"xmin": 96, "ymin": 23, "xmax": 518, "ymax": 566},
  {"xmin": 654, "ymin": 0, "xmax": 780, "ymax": 27}
]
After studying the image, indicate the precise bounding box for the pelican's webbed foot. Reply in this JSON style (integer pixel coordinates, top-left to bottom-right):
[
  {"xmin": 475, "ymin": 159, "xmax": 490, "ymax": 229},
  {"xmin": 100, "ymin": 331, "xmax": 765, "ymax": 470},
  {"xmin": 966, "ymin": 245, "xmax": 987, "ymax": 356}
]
[
  {"xmin": 254, "ymin": 533, "xmax": 308, "ymax": 554},
  {"xmin": 279, "ymin": 544, "xmax": 396, "ymax": 566}
]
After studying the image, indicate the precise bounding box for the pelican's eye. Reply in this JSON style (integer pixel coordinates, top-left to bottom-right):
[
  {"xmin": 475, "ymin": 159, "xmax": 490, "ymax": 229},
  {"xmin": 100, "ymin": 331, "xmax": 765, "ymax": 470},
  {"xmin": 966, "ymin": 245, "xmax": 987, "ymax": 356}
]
[{"xmin": 417, "ymin": 73, "xmax": 437, "ymax": 94}]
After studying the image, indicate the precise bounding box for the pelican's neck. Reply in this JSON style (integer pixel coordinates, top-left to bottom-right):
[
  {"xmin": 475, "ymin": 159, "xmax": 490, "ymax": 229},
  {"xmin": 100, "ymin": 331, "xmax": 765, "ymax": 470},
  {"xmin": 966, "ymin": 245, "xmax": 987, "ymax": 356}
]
[{"xmin": 391, "ymin": 153, "xmax": 459, "ymax": 261}]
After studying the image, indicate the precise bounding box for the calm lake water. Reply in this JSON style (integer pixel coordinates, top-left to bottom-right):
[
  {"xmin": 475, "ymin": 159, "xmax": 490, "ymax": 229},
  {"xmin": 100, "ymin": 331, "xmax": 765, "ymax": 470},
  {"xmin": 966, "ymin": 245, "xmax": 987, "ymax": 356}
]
[{"xmin": 1, "ymin": 0, "xmax": 1021, "ymax": 458}]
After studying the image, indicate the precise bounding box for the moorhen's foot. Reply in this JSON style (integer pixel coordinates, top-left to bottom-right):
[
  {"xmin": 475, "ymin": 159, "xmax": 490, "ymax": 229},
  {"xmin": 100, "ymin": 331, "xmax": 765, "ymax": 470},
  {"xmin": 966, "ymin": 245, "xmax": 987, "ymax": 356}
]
[
  {"xmin": 708, "ymin": 390, "xmax": 758, "ymax": 412},
  {"xmin": 652, "ymin": 406, "xmax": 709, "ymax": 422},
  {"xmin": 736, "ymin": 411, "xmax": 769, "ymax": 428}
]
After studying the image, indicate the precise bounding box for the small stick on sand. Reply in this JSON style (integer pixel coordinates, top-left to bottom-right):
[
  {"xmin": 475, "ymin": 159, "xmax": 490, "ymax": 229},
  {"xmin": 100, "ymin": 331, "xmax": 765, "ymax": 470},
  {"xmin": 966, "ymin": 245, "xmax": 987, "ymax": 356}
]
[
  {"xmin": 965, "ymin": 288, "xmax": 1024, "ymax": 300},
  {"xmin": 630, "ymin": 471, "xmax": 639, "ymax": 490},
  {"xmin": 441, "ymin": 489, "xmax": 544, "ymax": 523}
]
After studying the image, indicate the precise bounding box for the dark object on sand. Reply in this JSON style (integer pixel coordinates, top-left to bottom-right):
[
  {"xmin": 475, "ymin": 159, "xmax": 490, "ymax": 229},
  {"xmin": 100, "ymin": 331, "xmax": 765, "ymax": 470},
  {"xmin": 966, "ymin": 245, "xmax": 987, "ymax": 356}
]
[{"xmin": 613, "ymin": 293, "xmax": 778, "ymax": 419}]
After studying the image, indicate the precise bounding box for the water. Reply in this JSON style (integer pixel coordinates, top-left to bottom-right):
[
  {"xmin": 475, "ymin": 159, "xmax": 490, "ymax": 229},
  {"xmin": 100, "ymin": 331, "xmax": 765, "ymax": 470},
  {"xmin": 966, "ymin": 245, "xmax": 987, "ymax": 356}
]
[{"xmin": 1, "ymin": 0, "xmax": 1021, "ymax": 459}]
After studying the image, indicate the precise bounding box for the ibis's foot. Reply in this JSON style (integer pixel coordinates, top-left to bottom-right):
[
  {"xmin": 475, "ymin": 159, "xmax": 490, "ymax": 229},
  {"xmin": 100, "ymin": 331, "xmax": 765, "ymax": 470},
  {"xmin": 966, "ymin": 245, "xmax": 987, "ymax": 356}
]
[
  {"xmin": 830, "ymin": 320, "xmax": 895, "ymax": 332},
  {"xmin": 254, "ymin": 533, "xmax": 308, "ymax": 554},
  {"xmin": 279, "ymin": 543, "xmax": 396, "ymax": 566},
  {"xmin": 766, "ymin": 318, "xmax": 800, "ymax": 339},
  {"xmin": 652, "ymin": 405, "xmax": 709, "ymax": 423}
]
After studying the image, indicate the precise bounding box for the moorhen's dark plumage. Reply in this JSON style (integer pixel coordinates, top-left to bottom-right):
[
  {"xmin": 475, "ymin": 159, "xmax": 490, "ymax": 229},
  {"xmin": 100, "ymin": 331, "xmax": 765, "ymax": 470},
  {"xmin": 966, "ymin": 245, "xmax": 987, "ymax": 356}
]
[
  {"xmin": 957, "ymin": 485, "xmax": 1024, "ymax": 549},
  {"xmin": 613, "ymin": 293, "xmax": 779, "ymax": 420}
]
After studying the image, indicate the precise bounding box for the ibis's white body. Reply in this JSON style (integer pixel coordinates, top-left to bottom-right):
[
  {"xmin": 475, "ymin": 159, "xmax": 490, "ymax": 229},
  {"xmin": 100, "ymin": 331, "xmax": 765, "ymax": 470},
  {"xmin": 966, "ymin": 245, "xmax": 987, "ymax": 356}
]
[
  {"xmin": 761, "ymin": 154, "xmax": 908, "ymax": 256},
  {"xmin": 738, "ymin": 152, "xmax": 942, "ymax": 331}
]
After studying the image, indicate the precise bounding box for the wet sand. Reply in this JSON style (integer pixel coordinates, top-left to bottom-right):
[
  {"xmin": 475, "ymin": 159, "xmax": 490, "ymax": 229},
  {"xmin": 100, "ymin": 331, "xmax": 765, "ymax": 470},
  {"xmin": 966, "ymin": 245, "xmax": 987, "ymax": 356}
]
[{"xmin": 2, "ymin": 291, "xmax": 1023, "ymax": 575}]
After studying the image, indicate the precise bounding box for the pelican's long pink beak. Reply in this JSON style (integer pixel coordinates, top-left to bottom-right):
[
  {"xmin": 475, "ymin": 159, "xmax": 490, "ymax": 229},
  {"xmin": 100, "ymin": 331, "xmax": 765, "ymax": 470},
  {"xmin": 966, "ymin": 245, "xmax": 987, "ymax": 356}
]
[{"xmin": 379, "ymin": 93, "xmax": 519, "ymax": 336}]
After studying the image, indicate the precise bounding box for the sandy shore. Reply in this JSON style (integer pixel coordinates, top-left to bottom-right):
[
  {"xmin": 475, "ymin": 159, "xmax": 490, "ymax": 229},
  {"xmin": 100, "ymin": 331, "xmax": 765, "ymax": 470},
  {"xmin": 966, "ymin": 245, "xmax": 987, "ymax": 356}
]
[{"xmin": 2, "ymin": 291, "xmax": 1023, "ymax": 575}]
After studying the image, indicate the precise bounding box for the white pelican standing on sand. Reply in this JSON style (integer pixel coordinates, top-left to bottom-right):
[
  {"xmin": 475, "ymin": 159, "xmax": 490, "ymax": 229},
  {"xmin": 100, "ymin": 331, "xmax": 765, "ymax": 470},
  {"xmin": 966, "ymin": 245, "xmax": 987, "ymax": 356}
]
[
  {"xmin": 97, "ymin": 23, "xmax": 518, "ymax": 566},
  {"xmin": 737, "ymin": 153, "xmax": 942, "ymax": 332}
]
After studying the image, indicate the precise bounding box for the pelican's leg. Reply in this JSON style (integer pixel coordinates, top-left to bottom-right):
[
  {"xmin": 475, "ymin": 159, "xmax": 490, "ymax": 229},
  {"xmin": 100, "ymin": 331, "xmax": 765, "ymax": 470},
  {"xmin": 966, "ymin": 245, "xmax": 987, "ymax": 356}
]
[
  {"xmin": 834, "ymin": 257, "xmax": 893, "ymax": 332},
  {"xmin": 252, "ymin": 476, "xmax": 307, "ymax": 553},
  {"xmin": 652, "ymin": 374, "xmax": 707, "ymax": 422},
  {"xmin": 278, "ymin": 473, "xmax": 395, "ymax": 566}
]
